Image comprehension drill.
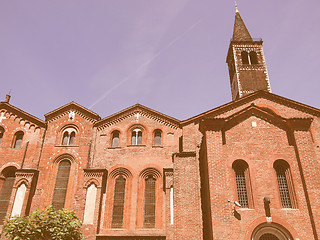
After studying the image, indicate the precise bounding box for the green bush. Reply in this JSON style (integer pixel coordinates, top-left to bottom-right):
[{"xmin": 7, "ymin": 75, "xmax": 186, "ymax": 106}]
[{"xmin": 1, "ymin": 206, "xmax": 83, "ymax": 240}]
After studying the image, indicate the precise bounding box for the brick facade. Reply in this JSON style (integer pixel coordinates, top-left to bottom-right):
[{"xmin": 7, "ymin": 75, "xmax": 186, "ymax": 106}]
[{"xmin": 0, "ymin": 9, "xmax": 320, "ymax": 240}]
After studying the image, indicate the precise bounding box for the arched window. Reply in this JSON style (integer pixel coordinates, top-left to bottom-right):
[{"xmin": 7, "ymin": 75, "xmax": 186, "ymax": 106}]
[
  {"xmin": 12, "ymin": 131, "xmax": 24, "ymax": 149},
  {"xmin": 0, "ymin": 126, "xmax": 4, "ymax": 145},
  {"xmin": 112, "ymin": 131, "xmax": 120, "ymax": 148},
  {"xmin": 132, "ymin": 129, "xmax": 142, "ymax": 145},
  {"xmin": 144, "ymin": 176, "xmax": 156, "ymax": 228},
  {"xmin": 241, "ymin": 51, "xmax": 249, "ymax": 64},
  {"xmin": 111, "ymin": 175, "xmax": 126, "ymax": 228},
  {"xmin": 232, "ymin": 160, "xmax": 252, "ymax": 208},
  {"xmin": 154, "ymin": 130, "xmax": 162, "ymax": 147},
  {"xmin": 274, "ymin": 160, "xmax": 295, "ymax": 208},
  {"xmin": 0, "ymin": 166, "xmax": 16, "ymax": 223},
  {"xmin": 61, "ymin": 128, "xmax": 76, "ymax": 146},
  {"xmin": 52, "ymin": 160, "xmax": 71, "ymax": 209},
  {"xmin": 249, "ymin": 51, "xmax": 258, "ymax": 64}
]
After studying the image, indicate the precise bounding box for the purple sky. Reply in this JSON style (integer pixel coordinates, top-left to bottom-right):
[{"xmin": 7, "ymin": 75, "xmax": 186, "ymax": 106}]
[{"xmin": 1, "ymin": 1, "xmax": 319, "ymax": 120}]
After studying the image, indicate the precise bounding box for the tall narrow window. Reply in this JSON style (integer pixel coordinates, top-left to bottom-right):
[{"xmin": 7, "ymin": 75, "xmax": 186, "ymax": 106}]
[
  {"xmin": 132, "ymin": 129, "xmax": 142, "ymax": 145},
  {"xmin": 83, "ymin": 183, "xmax": 97, "ymax": 224},
  {"xmin": 249, "ymin": 51, "xmax": 258, "ymax": 64},
  {"xmin": 241, "ymin": 51, "xmax": 249, "ymax": 64},
  {"xmin": 154, "ymin": 130, "xmax": 161, "ymax": 146},
  {"xmin": 112, "ymin": 131, "xmax": 120, "ymax": 148},
  {"xmin": 62, "ymin": 132, "xmax": 69, "ymax": 145},
  {"xmin": 52, "ymin": 160, "xmax": 71, "ymax": 209},
  {"xmin": 0, "ymin": 167, "xmax": 16, "ymax": 223},
  {"xmin": 144, "ymin": 176, "xmax": 156, "ymax": 228},
  {"xmin": 13, "ymin": 131, "xmax": 24, "ymax": 149},
  {"xmin": 69, "ymin": 132, "xmax": 75, "ymax": 145},
  {"xmin": 274, "ymin": 160, "xmax": 295, "ymax": 208},
  {"xmin": 111, "ymin": 175, "xmax": 126, "ymax": 228},
  {"xmin": 232, "ymin": 160, "xmax": 251, "ymax": 208},
  {"xmin": 0, "ymin": 126, "xmax": 4, "ymax": 145}
]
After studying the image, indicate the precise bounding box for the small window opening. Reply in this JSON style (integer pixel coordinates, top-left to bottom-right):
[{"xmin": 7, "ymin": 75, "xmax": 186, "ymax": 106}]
[
  {"xmin": 13, "ymin": 131, "xmax": 24, "ymax": 149},
  {"xmin": 0, "ymin": 127, "xmax": 4, "ymax": 145},
  {"xmin": 241, "ymin": 51, "xmax": 249, "ymax": 64},
  {"xmin": 132, "ymin": 129, "xmax": 142, "ymax": 145},
  {"xmin": 154, "ymin": 130, "xmax": 161, "ymax": 146},
  {"xmin": 112, "ymin": 131, "xmax": 120, "ymax": 148},
  {"xmin": 61, "ymin": 128, "xmax": 76, "ymax": 146},
  {"xmin": 249, "ymin": 51, "xmax": 258, "ymax": 64}
]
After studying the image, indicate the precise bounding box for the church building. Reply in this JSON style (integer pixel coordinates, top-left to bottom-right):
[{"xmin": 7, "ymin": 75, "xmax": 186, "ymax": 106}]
[{"xmin": 1, "ymin": 7, "xmax": 320, "ymax": 240}]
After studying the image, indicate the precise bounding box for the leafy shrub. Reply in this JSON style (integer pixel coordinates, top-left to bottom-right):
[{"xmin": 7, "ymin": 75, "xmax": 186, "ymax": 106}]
[{"xmin": 1, "ymin": 206, "xmax": 83, "ymax": 240}]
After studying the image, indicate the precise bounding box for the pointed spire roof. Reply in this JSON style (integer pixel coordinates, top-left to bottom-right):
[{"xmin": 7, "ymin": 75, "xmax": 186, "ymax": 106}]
[{"xmin": 232, "ymin": 6, "xmax": 253, "ymax": 41}]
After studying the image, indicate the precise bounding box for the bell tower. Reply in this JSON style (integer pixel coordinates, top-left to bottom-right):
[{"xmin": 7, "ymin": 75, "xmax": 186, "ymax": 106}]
[{"xmin": 226, "ymin": 5, "xmax": 271, "ymax": 100}]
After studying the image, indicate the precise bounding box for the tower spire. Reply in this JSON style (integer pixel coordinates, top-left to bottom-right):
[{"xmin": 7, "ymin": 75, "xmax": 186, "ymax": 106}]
[
  {"xmin": 226, "ymin": 6, "xmax": 271, "ymax": 100},
  {"xmin": 232, "ymin": 5, "xmax": 252, "ymax": 41}
]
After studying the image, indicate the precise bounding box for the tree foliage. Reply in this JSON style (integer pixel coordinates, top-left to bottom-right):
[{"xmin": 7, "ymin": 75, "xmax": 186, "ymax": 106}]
[{"xmin": 1, "ymin": 206, "xmax": 83, "ymax": 240}]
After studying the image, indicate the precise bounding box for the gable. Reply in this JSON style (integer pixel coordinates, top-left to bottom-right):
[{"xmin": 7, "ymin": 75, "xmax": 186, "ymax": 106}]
[
  {"xmin": 0, "ymin": 102, "xmax": 46, "ymax": 129},
  {"xmin": 182, "ymin": 91, "xmax": 320, "ymax": 126},
  {"xmin": 45, "ymin": 102, "xmax": 101, "ymax": 123},
  {"xmin": 95, "ymin": 104, "xmax": 180, "ymax": 131}
]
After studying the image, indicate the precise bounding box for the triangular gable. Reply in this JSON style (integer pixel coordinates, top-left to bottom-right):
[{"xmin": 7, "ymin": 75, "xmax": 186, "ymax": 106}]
[
  {"xmin": 199, "ymin": 104, "xmax": 312, "ymax": 145},
  {"xmin": 95, "ymin": 103, "xmax": 180, "ymax": 130},
  {"xmin": 45, "ymin": 102, "xmax": 101, "ymax": 122},
  {"xmin": 182, "ymin": 91, "xmax": 320, "ymax": 126},
  {"xmin": 0, "ymin": 102, "xmax": 46, "ymax": 128}
]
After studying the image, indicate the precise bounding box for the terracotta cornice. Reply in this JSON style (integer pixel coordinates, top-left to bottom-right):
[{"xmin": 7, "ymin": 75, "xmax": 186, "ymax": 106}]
[{"xmin": 0, "ymin": 102, "xmax": 46, "ymax": 128}]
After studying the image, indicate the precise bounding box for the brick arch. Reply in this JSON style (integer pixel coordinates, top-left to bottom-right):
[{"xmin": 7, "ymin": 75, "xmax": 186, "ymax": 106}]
[
  {"xmin": 139, "ymin": 167, "xmax": 162, "ymax": 179},
  {"xmin": 245, "ymin": 216, "xmax": 299, "ymax": 240},
  {"xmin": 251, "ymin": 222, "xmax": 294, "ymax": 240},
  {"xmin": 52, "ymin": 153, "xmax": 76, "ymax": 164},
  {"xmin": 109, "ymin": 167, "xmax": 132, "ymax": 179},
  {"xmin": 14, "ymin": 178, "xmax": 30, "ymax": 188},
  {"xmin": 127, "ymin": 124, "xmax": 148, "ymax": 146},
  {"xmin": 0, "ymin": 164, "xmax": 19, "ymax": 176},
  {"xmin": 84, "ymin": 178, "xmax": 99, "ymax": 188}
]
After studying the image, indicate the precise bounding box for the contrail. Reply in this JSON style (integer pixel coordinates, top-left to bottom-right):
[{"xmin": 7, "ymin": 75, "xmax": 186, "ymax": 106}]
[{"xmin": 89, "ymin": 19, "xmax": 202, "ymax": 109}]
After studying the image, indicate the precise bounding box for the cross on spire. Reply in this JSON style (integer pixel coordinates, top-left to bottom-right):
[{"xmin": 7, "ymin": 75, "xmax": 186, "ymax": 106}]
[{"xmin": 235, "ymin": 1, "xmax": 239, "ymax": 12}]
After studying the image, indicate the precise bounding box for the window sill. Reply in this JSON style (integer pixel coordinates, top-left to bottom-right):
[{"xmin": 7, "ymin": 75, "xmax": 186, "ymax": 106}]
[
  {"xmin": 280, "ymin": 208, "xmax": 299, "ymax": 210},
  {"xmin": 152, "ymin": 146, "xmax": 163, "ymax": 148},
  {"xmin": 127, "ymin": 145, "xmax": 146, "ymax": 147},
  {"xmin": 107, "ymin": 147, "xmax": 122, "ymax": 149},
  {"xmin": 237, "ymin": 208, "xmax": 255, "ymax": 211},
  {"xmin": 55, "ymin": 145, "xmax": 79, "ymax": 147}
]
